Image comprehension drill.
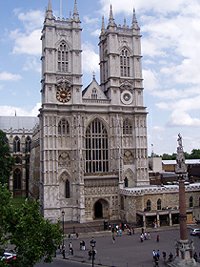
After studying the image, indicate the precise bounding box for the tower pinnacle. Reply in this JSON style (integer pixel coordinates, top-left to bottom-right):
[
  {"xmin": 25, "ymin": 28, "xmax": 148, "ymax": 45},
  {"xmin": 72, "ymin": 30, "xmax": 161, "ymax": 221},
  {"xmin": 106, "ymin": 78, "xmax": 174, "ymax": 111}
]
[
  {"xmin": 132, "ymin": 8, "xmax": 140, "ymax": 30},
  {"xmin": 73, "ymin": 0, "xmax": 80, "ymax": 21},
  {"xmin": 108, "ymin": 4, "xmax": 116, "ymax": 27},
  {"xmin": 46, "ymin": 0, "xmax": 53, "ymax": 19}
]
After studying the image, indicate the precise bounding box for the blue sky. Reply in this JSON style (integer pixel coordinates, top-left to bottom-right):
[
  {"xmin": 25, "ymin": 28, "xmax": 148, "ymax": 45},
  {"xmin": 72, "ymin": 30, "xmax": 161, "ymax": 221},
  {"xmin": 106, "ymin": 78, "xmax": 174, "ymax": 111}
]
[{"xmin": 1, "ymin": 0, "xmax": 200, "ymax": 155}]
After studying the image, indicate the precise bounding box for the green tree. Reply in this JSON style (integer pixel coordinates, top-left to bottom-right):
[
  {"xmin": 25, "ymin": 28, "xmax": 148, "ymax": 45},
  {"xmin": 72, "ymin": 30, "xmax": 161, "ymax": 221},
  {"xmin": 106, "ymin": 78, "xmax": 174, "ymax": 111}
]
[
  {"xmin": 190, "ymin": 149, "xmax": 200, "ymax": 159},
  {"xmin": 0, "ymin": 184, "xmax": 62, "ymax": 267},
  {"xmin": 0, "ymin": 130, "xmax": 14, "ymax": 185}
]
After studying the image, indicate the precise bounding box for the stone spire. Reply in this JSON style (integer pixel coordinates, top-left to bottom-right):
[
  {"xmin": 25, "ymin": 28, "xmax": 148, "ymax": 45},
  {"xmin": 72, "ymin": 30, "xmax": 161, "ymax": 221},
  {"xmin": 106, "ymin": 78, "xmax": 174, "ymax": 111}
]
[
  {"xmin": 131, "ymin": 8, "xmax": 140, "ymax": 30},
  {"xmin": 108, "ymin": 4, "xmax": 116, "ymax": 27},
  {"xmin": 45, "ymin": 0, "xmax": 53, "ymax": 19},
  {"xmin": 123, "ymin": 17, "xmax": 127, "ymax": 28},
  {"xmin": 101, "ymin": 16, "xmax": 105, "ymax": 34},
  {"xmin": 73, "ymin": 0, "xmax": 79, "ymax": 21}
]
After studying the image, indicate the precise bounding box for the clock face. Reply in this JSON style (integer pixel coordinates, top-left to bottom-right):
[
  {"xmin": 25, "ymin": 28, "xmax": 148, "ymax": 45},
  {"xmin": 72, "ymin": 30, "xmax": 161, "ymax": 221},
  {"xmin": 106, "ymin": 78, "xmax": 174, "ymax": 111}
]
[
  {"xmin": 121, "ymin": 90, "xmax": 133, "ymax": 105},
  {"xmin": 56, "ymin": 88, "xmax": 71, "ymax": 103}
]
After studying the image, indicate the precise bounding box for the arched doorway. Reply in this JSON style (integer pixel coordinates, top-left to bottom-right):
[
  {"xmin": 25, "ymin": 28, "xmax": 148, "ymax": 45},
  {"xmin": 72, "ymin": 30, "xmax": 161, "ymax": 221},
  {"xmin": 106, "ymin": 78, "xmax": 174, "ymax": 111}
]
[{"xmin": 94, "ymin": 199, "xmax": 109, "ymax": 219}]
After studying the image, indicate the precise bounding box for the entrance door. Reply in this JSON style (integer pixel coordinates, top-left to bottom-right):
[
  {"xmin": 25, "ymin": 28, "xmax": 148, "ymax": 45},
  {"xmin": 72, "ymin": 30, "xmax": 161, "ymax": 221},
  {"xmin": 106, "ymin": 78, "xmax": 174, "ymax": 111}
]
[{"xmin": 94, "ymin": 201, "xmax": 103, "ymax": 218}]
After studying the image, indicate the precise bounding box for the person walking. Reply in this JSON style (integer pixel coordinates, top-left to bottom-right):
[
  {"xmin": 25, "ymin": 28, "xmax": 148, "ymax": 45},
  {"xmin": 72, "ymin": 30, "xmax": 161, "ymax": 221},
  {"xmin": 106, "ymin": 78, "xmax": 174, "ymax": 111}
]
[
  {"xmin": 69, "ymin": 241, "xmax": 73, "ymax": 255},
  {"xmin": 156, "ymin": 234, "xmax": 159, "ymax": 242}
]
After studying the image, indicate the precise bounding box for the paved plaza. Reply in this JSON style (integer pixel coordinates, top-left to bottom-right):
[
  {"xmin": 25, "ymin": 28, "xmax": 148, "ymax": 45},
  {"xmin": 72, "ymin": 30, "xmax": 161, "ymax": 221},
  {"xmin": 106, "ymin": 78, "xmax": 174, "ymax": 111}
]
[{"xmin": 53, "ymin": 226, "xmax": 200, "ymax": 267}]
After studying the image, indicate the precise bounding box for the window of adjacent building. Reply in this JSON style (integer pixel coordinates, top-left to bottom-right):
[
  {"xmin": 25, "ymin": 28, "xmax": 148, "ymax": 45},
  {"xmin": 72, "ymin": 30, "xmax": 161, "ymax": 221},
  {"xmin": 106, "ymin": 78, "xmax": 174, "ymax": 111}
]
[
  {"xmin": 91, "ymin": 88, "xmax": 97, "ymax": 99},
  {"xmin": 65, "ymin": 179, "xmax": 70, "ymax": 198},
  {"xmin": 58, "ymin": 42, "xmax": 69, "ymax": 73},
  {"xmin": 13, "ymin": 168, "xmax": 21, "ymax": 190},
  {"xmin": 85, "ymin": 118, "xmax": 108, "ymax": 173},
  {"xmin": 146, "ymin": 199, "xmax": 151, "ymax": 211},
  {"xmin": 157, "ymin": 199, "xmax": 162, "ymax": 210},
  {"xmin": 189, "ymin": 196, "xmax": 193, "ymax": 208},
  {"xmin": 120, "ymin": 48, "xmax": 130, "ymax": 77},
  {"xmin": 25, "ymin": 136, "xmax": 32, "ymax": 153},
  {"xmin": 123, "ymin": 118, "xmax": 132, "ymax": 135},
  {"xmin": 13, "ymin": 136, "xmax": 20, "ymax": 153},
  {"xmin": 58, "ymin": 118, "xmax": 69, "ymax": 135}
]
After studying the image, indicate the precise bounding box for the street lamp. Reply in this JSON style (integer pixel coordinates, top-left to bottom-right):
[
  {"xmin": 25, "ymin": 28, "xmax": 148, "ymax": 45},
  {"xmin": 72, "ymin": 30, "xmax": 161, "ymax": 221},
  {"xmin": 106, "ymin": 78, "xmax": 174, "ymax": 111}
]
[
  {"xmin": 90, "ymin": 237, "xmax": 96, "ymax": 267},
  {"xmin": 62, "ymin": 211, "xmax": 65, "ymax": 248}
]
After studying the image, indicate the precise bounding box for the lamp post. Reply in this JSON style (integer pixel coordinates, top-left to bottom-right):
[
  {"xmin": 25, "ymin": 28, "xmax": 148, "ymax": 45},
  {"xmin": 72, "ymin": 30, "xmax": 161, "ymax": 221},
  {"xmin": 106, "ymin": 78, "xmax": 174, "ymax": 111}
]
[
  {"xmin": 90, "ymin": 237, "xmax": 96, "ymax": 267},
  {"xmin": 62, "ymin": 211, "xmax": 65, "ymax": 248}
]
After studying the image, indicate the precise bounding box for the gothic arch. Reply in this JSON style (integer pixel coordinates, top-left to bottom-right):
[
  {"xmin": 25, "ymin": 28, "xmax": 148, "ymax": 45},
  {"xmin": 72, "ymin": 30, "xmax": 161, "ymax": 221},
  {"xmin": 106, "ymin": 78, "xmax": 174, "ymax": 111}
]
[
  {"xmin": 93, "ymin": 198, "xmax": 109, "ymax": 219},
  {"xmin": 85, "ymin": 116, "xmax": 109, "ymax": 132},
  {"xmin": 59, "ymin": 171, "xmax": 72, "ymax": 199},
  {"xmin": 118, "ymin": 45, "xmax": 132, "ymax": 55},
  {"xmin": 58, "ymin": 118, "xmax": 70, "ymax": 135},
  {"xmin": 55, "ymin": 39, "xmax": 71, "ymax": 50},
  {"xmin": 124, "ymin": 168, "xmax": 136, "ymax": 187},
  {"xmin": 13, "ymin": 136, "xmax": 20, "ymax": 153}
]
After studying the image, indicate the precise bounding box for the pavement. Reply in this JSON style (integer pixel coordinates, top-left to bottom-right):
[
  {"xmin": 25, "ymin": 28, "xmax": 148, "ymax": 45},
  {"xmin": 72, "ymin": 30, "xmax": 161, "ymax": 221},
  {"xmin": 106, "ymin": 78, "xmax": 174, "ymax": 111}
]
[{"xmin": 55, "ymin": 225, "xmax": 200, "ymax": 267}]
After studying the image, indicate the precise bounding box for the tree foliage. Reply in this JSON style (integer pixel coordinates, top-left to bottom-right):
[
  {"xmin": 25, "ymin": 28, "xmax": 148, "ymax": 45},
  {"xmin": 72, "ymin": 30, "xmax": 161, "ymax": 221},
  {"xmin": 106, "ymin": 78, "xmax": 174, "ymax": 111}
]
[
  {"xmin": 161, "ymin": 149, "xmax": 200, "ymax": 160},
  {"xmin": 0, "ymin": 130, "xmax": 14, "ymax": 185},
  {"xmin": 0, "ymin": 184, "xmax": 62, "ymax": 267}
]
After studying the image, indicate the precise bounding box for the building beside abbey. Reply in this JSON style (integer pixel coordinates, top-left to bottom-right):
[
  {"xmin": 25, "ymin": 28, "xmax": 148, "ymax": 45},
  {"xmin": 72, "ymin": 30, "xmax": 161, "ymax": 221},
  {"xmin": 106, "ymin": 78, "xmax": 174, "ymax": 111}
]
[{"xmin": 0, "ymin": 1, "xmax": 200, "ymax": 227}]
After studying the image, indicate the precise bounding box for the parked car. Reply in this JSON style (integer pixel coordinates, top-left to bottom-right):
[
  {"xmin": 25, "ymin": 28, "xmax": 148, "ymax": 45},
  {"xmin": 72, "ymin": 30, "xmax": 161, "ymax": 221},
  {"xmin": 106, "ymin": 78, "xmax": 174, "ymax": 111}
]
[
  {"xmin": 190, "ymin": 228, "xmax": 200, "ymax": 236},
  {"xmin": 0, "ymin": 251, "xmax": 17, "ymax": 264}
]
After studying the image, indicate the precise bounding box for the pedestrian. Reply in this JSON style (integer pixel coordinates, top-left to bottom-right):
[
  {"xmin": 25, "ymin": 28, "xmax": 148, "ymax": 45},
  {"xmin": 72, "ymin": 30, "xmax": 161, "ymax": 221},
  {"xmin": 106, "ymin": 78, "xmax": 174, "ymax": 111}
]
[
  {"xmin": 88, "ymin": 250, "xmax": 92, "ymax": 260},
  {"xmin": 193, "ymin": 252, "xmax": 198, "ymax": 262},
  {"xmin": 168, "ymin": 252, "xmax": 173, "ymax": 262},
  {"xmin": 62, "ymin": 245, "xmax": 66, "ymax": 259},
  {"xmin": 69, "ymin": 241, "xmax": 73, "ymax": 255},
  {"xmin": 82, "ymin": 240, "xmax": 86, "ymax": 250},
  {"xmin": 140, "ymin": 233, "xmax": 144, "ymax": 242},
  {"xmin": 156, "ymin": 234, "xmax": 159, "ymax": 242},
  {"xmin": 162, "ymin": 251, "xmax": 166, "ymax": 262},
  {"xmin": 156, "ymin": 250, "xmax": 160, "ymax": 260},
  {"xmin": 112, "ymin": 233, "xmax": 115, "ymax": 243}
]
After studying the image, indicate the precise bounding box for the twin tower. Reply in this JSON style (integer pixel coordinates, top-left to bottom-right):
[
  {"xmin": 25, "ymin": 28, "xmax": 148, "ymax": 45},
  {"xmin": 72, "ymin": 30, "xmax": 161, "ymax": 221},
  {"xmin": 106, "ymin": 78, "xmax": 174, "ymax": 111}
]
[{"xmin": 32, "ymin": 0, "xmax": 149, "ymax": 223}]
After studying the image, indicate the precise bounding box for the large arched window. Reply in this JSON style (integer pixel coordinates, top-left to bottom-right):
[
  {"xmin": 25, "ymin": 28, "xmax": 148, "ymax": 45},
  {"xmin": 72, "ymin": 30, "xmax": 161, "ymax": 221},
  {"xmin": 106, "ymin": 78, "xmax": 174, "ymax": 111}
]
[
  {"xmin": 120, "ymin": 48, "xmax": 130, "ymax": 77},
  {"xmin": 25, "ymin": 136, "xmax": 32, "ymax": 153},
  {"xmin": 58, "ymin": 118, "xmax": 69, "ymax": 135},
  {"xmin": 58, "ymin": 42, "xmax": 69, "ymax": 73},
  {"xmin": 146, "ymin": 199, "xmax": 151, "ymax": 211},
  {"xmin": 189, "ymin": 196, "xmax": 193, "ymax": 208},
  {"xmin": 157, "ymin": 199, "xmax": 162, "ymax": 210},
  {"xmin": 123, "ymin": 118, "xmax": 132, "ymax": 135},
  {"xmin": 13, "ymin": 168, "xmax": 21, "ymax": 190},
  {"xmin": 85, "ymin": 118, "xmax": 108, "ymax": 173},
  {"xmin": 65, "ymin": 179, "xmax": 70, "ymax": 198},
  {"xmin": 13, "ymin": 136, "xmax": 20, "ymax": 153}
]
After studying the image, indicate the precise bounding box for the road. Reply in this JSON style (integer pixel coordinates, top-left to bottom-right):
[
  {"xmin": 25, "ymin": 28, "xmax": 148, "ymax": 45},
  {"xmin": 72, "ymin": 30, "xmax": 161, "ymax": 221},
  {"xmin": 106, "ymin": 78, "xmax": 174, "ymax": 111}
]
[{"xmin": 35, "ymin": 227, "xmax": 200, "ymax": 267}]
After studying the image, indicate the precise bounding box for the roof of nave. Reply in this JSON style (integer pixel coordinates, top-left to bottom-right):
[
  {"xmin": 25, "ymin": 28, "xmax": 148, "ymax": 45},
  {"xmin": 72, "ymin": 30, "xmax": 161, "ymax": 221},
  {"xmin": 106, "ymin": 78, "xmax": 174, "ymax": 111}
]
[{"xmin": 0, "ymin": 116, "xmax": 38, "ymax": 133}]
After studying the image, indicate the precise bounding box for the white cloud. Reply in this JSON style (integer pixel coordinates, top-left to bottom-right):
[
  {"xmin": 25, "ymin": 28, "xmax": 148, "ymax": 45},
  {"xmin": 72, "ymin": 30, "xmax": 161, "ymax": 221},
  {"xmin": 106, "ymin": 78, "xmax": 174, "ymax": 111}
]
[
  {"xmin": 91, "ymin": 29, "xmax": 101, "ymax": 37},
  {"xmin": 82, "ymin": 42, "xmax": 99, "ymax": 74},
  {"xmin": 15, "ymin": 10, "xmax": 44, "ymax": 31},
  {"xmin": 0, "ymin": 103, "xmax": 41, "ymax": 117},
  {"xmin": 0, "ymin": 72, "xmax": 22, "ymax": 81},
  {"xmin": 10, "ymin": 29, "xmax": 41, "ymax": 56},
  {"xmin": 23, "ymin": 57, "xmax": 41, "ymax": 73},
  {"xmin": 143, "ymin": 69, "xmax": 159, "ymax": 91},
  {"xmin": 83, "ymin": 16, "xmax": 99, "ymax": 25}
]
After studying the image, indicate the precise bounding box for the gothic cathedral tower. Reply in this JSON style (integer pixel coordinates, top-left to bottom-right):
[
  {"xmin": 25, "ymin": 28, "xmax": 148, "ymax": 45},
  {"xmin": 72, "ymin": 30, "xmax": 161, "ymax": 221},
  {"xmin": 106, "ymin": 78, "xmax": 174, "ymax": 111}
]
[{"xmin": 39, "ymin": 1, "xmax": 149, "ymax": 223}]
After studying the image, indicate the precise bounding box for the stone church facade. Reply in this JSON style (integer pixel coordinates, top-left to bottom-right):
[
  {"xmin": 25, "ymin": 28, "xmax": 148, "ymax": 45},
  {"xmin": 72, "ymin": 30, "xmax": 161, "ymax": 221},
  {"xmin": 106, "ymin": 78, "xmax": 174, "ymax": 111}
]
[
  {"xmin": 33, "ymin": 1, "xmax": 149, "ymax": 223},
  {"xmin": 1, "ymin": 1, "xmax": 200, "ymax": 226}
]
